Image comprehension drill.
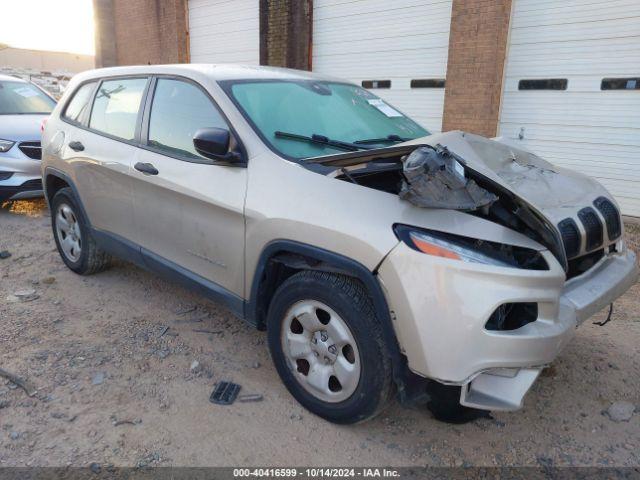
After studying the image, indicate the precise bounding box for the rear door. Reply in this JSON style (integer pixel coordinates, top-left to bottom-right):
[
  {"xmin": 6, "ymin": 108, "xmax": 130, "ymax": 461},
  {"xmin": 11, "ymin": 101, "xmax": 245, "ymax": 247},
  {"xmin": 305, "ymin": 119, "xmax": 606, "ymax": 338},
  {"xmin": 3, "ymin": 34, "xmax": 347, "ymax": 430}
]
[
  {"xmin": 130, "ymin": 76, "xmax": 248, "ymax": 299},
  {"xmin": 63, "ymin": 76, "xmax": 149, "ymax": 241}
]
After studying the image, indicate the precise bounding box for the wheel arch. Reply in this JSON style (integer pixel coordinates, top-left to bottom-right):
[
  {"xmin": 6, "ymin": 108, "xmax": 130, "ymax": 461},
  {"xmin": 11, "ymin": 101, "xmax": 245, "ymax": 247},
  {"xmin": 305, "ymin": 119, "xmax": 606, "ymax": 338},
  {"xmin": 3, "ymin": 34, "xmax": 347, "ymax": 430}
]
[
  {"xmin": 246, "ymin": 240, "xmax": 419, "ymax": 398},
  {"xmin": 43, "ymin": 168, "xmax": 92, "ymax": 227}
]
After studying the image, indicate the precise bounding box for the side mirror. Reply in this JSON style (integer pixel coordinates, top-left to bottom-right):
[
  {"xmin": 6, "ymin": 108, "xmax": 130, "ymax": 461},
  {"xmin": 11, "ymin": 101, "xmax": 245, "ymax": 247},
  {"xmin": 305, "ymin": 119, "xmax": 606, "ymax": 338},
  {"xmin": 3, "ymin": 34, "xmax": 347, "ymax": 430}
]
[{"xmin": 193, "ymin": 127, "xmax": 242, "ymax": 163}]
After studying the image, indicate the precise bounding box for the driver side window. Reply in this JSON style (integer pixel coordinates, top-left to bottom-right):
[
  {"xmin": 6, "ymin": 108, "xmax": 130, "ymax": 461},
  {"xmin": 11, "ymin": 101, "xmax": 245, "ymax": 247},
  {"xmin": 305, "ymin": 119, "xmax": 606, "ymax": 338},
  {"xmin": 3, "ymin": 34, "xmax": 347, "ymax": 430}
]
[{"xmin": 148, "ymin": 78, "xmax": 228, "ymax": 160}]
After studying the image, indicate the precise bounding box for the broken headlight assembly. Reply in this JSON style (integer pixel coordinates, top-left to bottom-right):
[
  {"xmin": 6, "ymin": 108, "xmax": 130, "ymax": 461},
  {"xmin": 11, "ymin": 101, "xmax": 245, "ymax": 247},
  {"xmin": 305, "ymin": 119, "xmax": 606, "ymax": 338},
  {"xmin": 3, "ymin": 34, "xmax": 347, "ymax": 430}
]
[{"xmin": 393, "ymin": 224, "xmax": 548, "ymax": 270}]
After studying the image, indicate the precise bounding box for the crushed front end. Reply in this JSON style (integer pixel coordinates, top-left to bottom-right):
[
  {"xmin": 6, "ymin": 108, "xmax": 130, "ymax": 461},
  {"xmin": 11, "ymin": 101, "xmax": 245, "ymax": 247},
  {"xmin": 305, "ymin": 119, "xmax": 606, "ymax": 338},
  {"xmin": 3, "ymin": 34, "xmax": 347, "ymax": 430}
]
[
  {"xmin": 378, "ymin": 236, "xmax": 636, "ymax": 411},
  {"xmin": 312, "ymin": 130, "xmax": 638, "ymax": 411}
]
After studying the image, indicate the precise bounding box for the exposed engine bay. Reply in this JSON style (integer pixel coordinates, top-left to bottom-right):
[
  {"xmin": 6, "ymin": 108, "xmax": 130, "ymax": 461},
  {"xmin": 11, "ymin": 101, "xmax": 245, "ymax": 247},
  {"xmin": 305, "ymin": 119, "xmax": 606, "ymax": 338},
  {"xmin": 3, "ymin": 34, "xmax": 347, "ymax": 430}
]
[
  {"xmin": 400, "ymin": 146, "xmax": 497, "ymax": 211},
  {"xmin": 306, "ymin": 131, "xmax": 623, "ymax": 276}
]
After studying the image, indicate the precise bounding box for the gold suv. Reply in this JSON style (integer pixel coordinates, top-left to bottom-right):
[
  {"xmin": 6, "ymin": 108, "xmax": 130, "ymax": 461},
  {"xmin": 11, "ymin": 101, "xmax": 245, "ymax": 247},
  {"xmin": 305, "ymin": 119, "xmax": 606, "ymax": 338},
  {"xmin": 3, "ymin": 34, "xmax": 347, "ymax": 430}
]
[{"xmin": 42, "ymin": 65, "xmax": 638, "ymax": 424}]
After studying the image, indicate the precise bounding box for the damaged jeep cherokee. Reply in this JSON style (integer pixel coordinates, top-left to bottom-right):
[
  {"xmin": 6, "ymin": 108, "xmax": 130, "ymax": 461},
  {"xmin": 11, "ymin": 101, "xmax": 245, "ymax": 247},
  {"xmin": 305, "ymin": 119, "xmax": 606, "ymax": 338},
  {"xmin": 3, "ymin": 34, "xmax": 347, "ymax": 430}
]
[{"xmin": 41, "ymin": 65, "xmax": 638, "ymax": 424}]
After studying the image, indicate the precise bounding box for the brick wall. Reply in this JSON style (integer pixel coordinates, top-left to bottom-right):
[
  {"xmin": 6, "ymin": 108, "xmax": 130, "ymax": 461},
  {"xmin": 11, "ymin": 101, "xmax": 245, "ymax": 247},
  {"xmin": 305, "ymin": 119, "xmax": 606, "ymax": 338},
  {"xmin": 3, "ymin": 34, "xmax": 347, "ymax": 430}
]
[
  {"xmin": 93, "ymin": 0, "xmax": 189, "ymax": 67},
  {"xmin": 94, "ymin": 0, "xmax": 510, "ymax": 134},
  {"xmin": 442, "ymin": 0, "xmax": 513, "ymax": 137},
  {"xmin": 260, "ymin": 0, "xmax": 312, "ymax": 70}
]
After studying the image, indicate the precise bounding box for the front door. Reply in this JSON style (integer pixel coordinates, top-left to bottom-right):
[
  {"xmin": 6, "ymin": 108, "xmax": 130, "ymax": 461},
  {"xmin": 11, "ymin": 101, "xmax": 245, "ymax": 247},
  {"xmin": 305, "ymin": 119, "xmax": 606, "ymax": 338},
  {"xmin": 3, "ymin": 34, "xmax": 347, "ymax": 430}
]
[{"xmin": 130, "ymin": 77, "xmax": 247, "ymax": 299}]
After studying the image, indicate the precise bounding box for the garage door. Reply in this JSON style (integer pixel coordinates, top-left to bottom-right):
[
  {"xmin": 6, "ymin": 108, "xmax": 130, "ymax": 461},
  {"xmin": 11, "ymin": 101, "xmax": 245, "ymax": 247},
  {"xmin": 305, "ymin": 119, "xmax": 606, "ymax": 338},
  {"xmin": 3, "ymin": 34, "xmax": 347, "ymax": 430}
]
[
  {"xmin": 188, "ymin": 0, "xmax": 259, "ymax": 64},
  {"xmin": 499, "ymin": 0, "xmax": 640, "ymax": 216},
  {"xmin": 312, "ymin": 0, "xmax": 453, "ymax": 133}
]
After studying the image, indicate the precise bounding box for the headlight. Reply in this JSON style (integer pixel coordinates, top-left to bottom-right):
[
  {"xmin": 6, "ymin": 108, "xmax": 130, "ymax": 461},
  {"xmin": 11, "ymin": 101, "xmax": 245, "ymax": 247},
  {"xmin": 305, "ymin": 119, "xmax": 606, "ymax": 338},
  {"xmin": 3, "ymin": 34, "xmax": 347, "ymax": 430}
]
[
  {"xmin": 393, "ymin": 224, "xmax": 548, "ymax": 270},
  {"xmin": 0, "ymin": 139, "xmax": 15, "ymax": 152}
]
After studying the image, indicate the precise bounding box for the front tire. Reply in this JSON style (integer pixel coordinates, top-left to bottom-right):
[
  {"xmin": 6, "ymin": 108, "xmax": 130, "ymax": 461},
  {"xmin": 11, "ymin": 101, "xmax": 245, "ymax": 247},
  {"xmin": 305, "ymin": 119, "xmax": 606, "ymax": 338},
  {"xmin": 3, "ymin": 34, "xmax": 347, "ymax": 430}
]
[
  {"xmin": 267, "ymin": 271, "xmax": 393, "ymax": 424},
  {"xmin": 51, "ymin": 187, "xmax": 111, "ymax": 275}
]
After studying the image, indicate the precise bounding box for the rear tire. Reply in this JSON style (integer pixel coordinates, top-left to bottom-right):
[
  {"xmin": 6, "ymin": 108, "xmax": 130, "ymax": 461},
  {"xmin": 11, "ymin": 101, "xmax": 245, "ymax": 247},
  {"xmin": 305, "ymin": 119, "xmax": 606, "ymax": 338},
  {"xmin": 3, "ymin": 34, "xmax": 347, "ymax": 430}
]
[
  {"xmin": 51, "ymin": 187, "xmax": 111, "ymax": 275},
  {"xmin": 267, "ymin": 270, "xmax": 394, "ymax": 424}
]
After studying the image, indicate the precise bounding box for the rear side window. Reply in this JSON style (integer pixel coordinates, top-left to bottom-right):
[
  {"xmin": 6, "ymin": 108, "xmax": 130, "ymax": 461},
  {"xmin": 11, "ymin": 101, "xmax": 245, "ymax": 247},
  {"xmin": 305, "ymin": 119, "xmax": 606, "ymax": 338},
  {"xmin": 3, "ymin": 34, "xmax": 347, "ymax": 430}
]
[
  {"xmin": 63, "ymin": 82, "xmax": 96, "ymax": 123},
  {"xmin": 89, "ymin": 78, "xmax": 147, "ymax": 141},
  {"xmin": 147, "ymin": 78, "xmax": 228, "ymax": 160}
]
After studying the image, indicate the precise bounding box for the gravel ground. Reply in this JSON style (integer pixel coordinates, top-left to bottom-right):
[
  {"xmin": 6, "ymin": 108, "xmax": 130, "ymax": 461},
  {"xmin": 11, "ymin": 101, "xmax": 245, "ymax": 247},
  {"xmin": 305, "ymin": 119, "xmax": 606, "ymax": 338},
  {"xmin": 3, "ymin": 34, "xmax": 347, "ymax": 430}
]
[{"xmin": 0, "ymin": 199, "xmax": 638, "ymax": 468}]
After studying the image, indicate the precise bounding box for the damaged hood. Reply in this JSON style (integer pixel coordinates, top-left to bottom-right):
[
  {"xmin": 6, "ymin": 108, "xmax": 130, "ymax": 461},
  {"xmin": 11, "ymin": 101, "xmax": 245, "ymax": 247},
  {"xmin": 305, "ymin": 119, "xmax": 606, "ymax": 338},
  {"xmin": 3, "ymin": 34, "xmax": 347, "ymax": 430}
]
[{"xmin": 404, "ymin": 131, "xmax": 611, "ymax": 226}]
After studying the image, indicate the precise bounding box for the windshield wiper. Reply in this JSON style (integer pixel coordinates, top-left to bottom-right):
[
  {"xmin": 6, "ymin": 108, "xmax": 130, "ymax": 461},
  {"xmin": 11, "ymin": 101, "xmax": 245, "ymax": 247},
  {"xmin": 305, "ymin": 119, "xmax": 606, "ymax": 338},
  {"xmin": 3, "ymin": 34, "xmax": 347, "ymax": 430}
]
[
  {"xmin": 275, "ymin": 131, "xmax": 372, "ymax": 152},
  {"xmin": 353, "ymin": 134, "xmax": 411, "ymax": 145}
]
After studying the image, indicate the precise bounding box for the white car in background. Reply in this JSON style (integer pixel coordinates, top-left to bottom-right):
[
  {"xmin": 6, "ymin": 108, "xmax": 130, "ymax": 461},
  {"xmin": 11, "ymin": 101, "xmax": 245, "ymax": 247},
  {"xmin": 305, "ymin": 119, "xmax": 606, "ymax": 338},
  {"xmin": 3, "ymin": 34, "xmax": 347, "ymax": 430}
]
[{"xmin": 0, "ymin": 74, "xmax": 56, "ymax": 202}]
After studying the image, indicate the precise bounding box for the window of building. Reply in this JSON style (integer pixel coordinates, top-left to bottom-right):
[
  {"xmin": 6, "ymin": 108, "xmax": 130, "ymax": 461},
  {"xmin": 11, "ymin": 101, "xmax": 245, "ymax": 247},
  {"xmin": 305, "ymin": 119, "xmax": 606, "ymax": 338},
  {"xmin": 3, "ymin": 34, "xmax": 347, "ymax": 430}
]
[
  {"xmin": 601, "ymin": 78, "xmax": 639, "ymax": 90},
  {"xmin": 410, "ymin": 79, "xmax": 445, "ymax": 88},
  {"xmin": 518, "ymin": 79, "xmax": 567, "ymax": 90},
  {"xmin": 89, "ymin": 78, "xmax": 148, "ymax": 141},
  {"xmin": 63, "ymin": 82, "xmax": 96, "ymax": 123},
  {"xmin": 361, "ymin": 80, "xmax": 391, "ymax": 89},
  {"xmin": 147, "ymin": 78, "xmax": 228, "ymax": 160}
]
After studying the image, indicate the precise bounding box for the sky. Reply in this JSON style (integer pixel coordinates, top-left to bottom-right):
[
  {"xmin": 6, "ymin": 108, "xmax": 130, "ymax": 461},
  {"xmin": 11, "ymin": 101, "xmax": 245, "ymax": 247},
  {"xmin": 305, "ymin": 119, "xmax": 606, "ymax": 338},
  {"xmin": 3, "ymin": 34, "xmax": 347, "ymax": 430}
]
[{"xmin": 0, "ymin": 0, "xmax": 95, "ymax": 55}]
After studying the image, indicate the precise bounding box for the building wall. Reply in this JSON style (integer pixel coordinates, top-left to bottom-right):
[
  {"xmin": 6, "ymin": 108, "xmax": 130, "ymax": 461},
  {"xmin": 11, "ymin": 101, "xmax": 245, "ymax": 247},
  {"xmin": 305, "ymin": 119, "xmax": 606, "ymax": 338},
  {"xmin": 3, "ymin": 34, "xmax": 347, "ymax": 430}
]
[
  {"xmin": 93, "ymin": 0, "xmax": 189, "ymax": 67},
  {"xmin": 94, "ymin": 0, "xmax": 510, "ymax": 134},
  {"xmin": 0, "ymin": 46, "xmax": 94, "ymax": 73},
  {"xmin": 93, "ymin": 0, "xmax": 117, "ymax": 67},
  {"xmin": 442, "ymin": 0, "xmax": 513, "ymax": 137},
  {"xmin": 259, "ymin": 0, "xmax": 312, "ymax": 70}
]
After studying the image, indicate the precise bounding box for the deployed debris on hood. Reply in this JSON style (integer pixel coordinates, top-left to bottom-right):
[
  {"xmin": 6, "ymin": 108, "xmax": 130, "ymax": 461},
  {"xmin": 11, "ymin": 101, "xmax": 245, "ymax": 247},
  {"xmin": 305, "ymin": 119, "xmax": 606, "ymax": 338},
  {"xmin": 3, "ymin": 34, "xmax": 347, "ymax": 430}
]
[{"xmin": 400, "ymin": 145, "xmax": 497, "ymax": 210}]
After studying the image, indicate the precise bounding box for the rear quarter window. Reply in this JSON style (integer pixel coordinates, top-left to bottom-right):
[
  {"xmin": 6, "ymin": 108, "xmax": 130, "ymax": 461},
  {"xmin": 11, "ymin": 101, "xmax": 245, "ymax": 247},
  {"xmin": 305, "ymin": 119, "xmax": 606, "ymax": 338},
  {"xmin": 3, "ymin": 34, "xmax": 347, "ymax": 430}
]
[
  {"xmin": 62, "ymin": 82, "xmax": 96, "ymax": 123},
  {"xmin": 89, "ymin": 78, "xmax": 148, "ymax": 141}
]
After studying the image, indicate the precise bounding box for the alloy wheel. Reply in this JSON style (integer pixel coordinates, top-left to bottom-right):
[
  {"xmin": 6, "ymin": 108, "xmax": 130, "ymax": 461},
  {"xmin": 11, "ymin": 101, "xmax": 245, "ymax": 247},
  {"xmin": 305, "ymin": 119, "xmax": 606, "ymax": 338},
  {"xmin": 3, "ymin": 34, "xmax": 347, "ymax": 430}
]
[
  {"xmin": 281, "ymin": 300, "xmax": 361, "ymax": 403},
  {"xmin": 55, "ymin": 203, "xmax": 82, "ymax": 262}
]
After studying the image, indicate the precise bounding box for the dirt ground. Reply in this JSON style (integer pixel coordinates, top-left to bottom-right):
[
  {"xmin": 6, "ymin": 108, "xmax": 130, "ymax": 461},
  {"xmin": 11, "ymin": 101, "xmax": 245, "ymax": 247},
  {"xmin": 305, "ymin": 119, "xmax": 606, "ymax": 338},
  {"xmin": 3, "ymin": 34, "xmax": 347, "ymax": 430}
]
[{"xmin": 0, "ymin": 199, "xmax": 638, "ymax": 468}]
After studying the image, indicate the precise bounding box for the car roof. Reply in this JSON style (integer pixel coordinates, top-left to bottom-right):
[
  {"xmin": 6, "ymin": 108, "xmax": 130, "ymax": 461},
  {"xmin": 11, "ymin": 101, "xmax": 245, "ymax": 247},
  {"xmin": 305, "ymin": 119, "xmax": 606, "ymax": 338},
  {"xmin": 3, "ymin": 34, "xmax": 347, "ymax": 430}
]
[
  {"xmin": 72, "ymin": 64, "xmax": 347, "ymax": 84},
  {"xmin": 0, "ymin": 73, "xmax": 28, "ymax": 83}
]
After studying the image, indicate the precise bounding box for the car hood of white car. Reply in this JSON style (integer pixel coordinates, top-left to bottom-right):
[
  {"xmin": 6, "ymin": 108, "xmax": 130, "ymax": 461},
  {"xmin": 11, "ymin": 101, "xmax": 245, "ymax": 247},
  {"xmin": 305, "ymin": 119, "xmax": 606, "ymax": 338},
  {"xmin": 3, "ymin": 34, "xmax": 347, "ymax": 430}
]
[{"xmin": 0, "ymin": 114, "xmax": 48, "ymax": 142}]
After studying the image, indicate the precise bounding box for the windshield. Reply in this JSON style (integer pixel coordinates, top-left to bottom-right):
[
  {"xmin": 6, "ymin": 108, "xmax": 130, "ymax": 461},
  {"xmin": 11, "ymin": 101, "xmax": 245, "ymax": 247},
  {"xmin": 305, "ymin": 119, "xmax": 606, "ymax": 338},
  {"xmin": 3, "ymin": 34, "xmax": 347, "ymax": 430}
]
[
  {"xmin": 0, "ymin": 81, "xmax": 56, "ymax": 115},
  {"xmin": 225, "ymin": 80, "xmax": 429, "ymax": 159}
]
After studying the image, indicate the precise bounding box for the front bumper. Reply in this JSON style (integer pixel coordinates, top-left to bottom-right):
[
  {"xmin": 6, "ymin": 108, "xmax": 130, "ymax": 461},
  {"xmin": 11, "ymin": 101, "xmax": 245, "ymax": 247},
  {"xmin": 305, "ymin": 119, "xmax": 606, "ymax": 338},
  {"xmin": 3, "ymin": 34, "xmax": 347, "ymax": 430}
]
[
  {"xmin": 0, "ymin": 144, "xmax": 43, "ymax": 201},
  {"xmin": 0, "ymin": 174, "xmax": 43, "ymax": 201},
  {"xmin": 378, "ymin": 243, "xmax": 638, "ymax": 410}
]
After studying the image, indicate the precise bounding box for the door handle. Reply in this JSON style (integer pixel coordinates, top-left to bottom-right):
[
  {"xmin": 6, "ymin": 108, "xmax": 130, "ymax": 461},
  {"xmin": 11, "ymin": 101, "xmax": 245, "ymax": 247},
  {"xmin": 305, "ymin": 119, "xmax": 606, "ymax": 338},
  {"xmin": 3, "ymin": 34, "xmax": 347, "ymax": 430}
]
[
  {"xmin": 68, "ymin": 141, "xmax": 84, "ymax": 152},
  {"xmin": 134, "ymin": 162, "xmax": 159, "ymax": 175}
]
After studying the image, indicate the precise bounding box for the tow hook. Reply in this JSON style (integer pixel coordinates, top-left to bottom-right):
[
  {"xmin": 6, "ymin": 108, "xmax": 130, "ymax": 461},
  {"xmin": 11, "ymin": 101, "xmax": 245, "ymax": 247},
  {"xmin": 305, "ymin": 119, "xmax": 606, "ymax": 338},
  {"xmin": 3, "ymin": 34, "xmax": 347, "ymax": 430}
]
[{"xmin": 593, "ymin": 303, "xmax": 614, "ymax": 326}]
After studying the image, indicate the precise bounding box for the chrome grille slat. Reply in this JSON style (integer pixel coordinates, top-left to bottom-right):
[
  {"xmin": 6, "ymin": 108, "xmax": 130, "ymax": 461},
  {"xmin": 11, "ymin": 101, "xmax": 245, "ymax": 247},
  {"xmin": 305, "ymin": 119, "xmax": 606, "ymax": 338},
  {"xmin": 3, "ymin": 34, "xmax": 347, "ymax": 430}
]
[
  {"xmin": 594, "ymin": 196, "xmax": 621, "ymax": 241},
  {"xmin": 558, "ymin": 218, "xmax": 581, "ymax": 259},
  {"xmin": 577, "ymin": 207, "xmax": 603, "ymax": 252}
]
